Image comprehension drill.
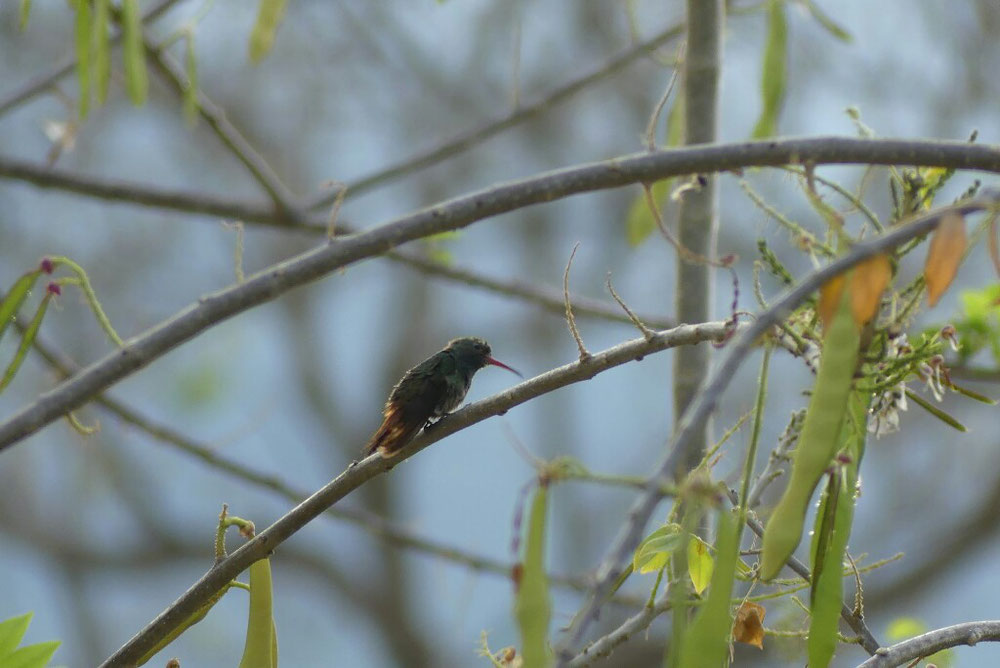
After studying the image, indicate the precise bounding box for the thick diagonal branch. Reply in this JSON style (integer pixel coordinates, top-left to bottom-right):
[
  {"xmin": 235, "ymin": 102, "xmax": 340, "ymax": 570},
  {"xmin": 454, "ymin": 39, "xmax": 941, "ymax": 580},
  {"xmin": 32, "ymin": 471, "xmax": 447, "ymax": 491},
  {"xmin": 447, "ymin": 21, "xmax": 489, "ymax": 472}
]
[
  {"xmin": 2, "ymin": 139, "xmax": 1000, "ymax": 451},
  {"xmin": 99, "ymin": 321, "xmax": 732, "ymax": 666}
]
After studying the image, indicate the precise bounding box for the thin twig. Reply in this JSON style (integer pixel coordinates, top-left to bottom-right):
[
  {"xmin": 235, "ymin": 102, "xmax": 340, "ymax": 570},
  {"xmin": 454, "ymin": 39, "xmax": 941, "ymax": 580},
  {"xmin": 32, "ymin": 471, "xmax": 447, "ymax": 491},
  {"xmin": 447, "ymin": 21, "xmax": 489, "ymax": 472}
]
[
  {"xmin": 395, "ymin": 253, "xmax": 675, "ymax": 329},
  {"xmin": 138, "ymin": 28, "xmax": 298, "ymax": 209},
  {"xmin": 568, "ymin": 592, "xmax": 672, "ymax": 667},
  {"xmin": 564, "ymin": 243, "xmax": 590, "ymax": 360},
  {"xmin": 606, "ymin": 273, "xmax": 655, "ymax": 340},
  {"xmin": 3, "ymin": 140, "xmax": 1000, "ymax": 449},
  {"xmin": 99, "ymin": 321, "xmax": 735, "ymax": 666},
  {"xmin": 643, "ymin": 41, "xmax": 685, "ymax": 151},
  {"xmin": 324, "ymin": 182, "xmax": 348, "ymax": 239}
]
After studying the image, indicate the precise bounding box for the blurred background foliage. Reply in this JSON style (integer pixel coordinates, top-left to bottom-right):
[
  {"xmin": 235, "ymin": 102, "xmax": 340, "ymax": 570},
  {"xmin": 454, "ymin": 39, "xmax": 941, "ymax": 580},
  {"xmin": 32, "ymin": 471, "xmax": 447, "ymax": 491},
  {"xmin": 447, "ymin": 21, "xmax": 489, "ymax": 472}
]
[{"xmin": 1, "ymin": 1, "xmax": 1000, "ymax": 665}]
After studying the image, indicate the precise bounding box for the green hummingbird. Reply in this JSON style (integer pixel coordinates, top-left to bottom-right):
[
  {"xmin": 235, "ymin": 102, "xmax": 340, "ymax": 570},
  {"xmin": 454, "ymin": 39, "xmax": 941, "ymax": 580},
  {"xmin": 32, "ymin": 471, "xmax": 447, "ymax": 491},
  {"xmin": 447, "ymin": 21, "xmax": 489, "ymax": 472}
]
[{"xmin": 363, "ymin": 337, "xmax": 521, "ymax": 458}]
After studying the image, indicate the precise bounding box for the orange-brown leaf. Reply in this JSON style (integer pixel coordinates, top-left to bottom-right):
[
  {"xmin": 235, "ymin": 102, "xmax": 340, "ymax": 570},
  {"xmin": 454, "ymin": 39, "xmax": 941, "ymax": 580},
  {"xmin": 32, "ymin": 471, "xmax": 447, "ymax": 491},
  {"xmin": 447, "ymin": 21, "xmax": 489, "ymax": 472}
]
[
  {"xmin": 925, "ymin": 211, "xmax": 967, "ymax": 306},
  {"xmin": 818, "ymin": 274, "xmax": 846, "ymax": 328},
  {"xmin": 849, "ymin": 253, "xmax": 891, "ymax": 325},
  {"xmin": 733, "ymin": 601, "xmax": 766, "ymax": 649}
]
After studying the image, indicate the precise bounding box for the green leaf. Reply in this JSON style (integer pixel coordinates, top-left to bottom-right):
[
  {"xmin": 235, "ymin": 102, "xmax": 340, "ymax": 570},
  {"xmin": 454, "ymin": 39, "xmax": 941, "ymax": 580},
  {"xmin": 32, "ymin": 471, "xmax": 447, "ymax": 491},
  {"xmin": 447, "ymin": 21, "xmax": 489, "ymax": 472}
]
[
  {"xmin": 239, "ymin": 558, "xmax": 277, "ymax": 668},
  {"xmin": 183, "ymin": 33, "xmax": 199, "ymax": 126},
  {"xmin": 632, "ymin": 523, "xmax": 684, "ymax": 574},
  {"xmin": 249, "ymin": 0, "xmax": 291, "ymax": 63},
  {"xmin": 0, "ymin": 270, "xmax": 42, "ymax": 347},
  {"xmin": 677, "ymin": 510, "xmax": 740, "ymax": 667},
  {"xmin": 687, "ymin": 536, "xmax": 714, "ymax": 596},
  {"xmin": 947, "ymin": 381, "xmax": 996, "ymax": 405},
  {"xmin": 4, "ymin": 640, "xmax": 60, "ymax": 668},
  {"xmin": 807, "ymin": 391, "xmax": 865, "ymax": 668},
  {"xmin": 19, "ymin": 0, "xmax": 31, "ymax": 31},
  {"xmin": 904, "ymin": 389, "xmax": 967, "ymax": 432},
  {"xmin": 514, "ymin": 485, "xmax": 551, "ymax": 668},
  {"xmin": 74, "ymin": 0, "xmax": 91, "ymax": 118},
  {"xmin": 801, "ymin": 0, "xmax": 852, "ymax": 42},
  {"xmin": 122, "ymin": 0, "xmax": 148, "ymax": 106},
  {"xmin": 760, "ymin": 279, "xmax": 859, "ymax": 580},
  {"xmin": 752, "ymin": 0, "xmax": 787, "ymax": 138},
  {"xmin": 1, "ymin": 292, "xmax": 53, "ymax": 394},
  {"xmin": 93, "ymin": 0, "xmax": 110, "ymax": 104},
  {"xmin": 0, "ymin": 613, "xmax": 32, "ymax": 655}
]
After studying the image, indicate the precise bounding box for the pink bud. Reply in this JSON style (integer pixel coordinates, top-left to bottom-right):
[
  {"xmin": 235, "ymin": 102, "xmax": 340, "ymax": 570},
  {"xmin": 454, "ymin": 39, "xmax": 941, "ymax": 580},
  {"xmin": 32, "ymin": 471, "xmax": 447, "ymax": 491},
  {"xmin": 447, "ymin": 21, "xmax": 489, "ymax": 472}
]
[
  {"xmin": 40, "ymin": 257, "xmax": 54, "ymax": 274},
  {"xmin": 46, "ymin": 282, "xmax": 61, "ymax": 296}
]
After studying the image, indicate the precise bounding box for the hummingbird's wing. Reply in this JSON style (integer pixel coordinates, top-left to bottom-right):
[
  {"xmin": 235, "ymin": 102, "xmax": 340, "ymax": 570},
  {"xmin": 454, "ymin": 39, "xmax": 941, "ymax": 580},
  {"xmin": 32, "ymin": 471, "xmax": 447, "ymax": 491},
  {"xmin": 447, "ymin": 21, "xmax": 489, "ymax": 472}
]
[{"xmin": 363, "ymin": 354, "xmax": 450, "ymax": 458}]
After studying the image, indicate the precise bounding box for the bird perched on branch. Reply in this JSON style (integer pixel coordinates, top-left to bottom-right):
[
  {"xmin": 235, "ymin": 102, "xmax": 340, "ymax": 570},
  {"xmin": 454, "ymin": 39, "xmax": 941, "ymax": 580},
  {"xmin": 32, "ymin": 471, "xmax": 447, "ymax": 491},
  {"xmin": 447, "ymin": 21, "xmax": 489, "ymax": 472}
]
[{"xmin": 363, "ymin": 337, "xmax": 521, "ymax": 458}]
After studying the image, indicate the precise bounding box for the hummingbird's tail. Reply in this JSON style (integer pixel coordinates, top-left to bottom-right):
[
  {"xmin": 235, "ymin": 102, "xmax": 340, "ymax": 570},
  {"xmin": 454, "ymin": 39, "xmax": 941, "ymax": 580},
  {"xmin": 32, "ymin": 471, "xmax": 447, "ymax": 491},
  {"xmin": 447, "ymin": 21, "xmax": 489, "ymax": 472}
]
[{"xmin": 363, "ymin": 403, "xmax": 422, "ymax": 458}]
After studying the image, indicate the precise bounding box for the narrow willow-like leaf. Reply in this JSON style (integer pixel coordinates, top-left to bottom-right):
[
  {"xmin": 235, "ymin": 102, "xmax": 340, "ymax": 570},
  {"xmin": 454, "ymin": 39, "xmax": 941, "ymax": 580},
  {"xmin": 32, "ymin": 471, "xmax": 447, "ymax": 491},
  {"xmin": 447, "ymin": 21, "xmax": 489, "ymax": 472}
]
[
  {"xmin": 760, "ymin": 281, "xmax": 859, "ymax": 580},
  {"xmin": 807, "ymin": 392, "xmax": 865, "ymax": 668},
  {"xmin": 751, "ymin": 0, "xmax": 787, "ymax": 138},
  {"xmin": 183, "ymin": 33, "xmax": 199, "ymax": 126},
  {"xmin": 0, "ymin": 270, "xmax": 42, "ymax": 346},
  {"xmin": 249, "ymin": 0, "xmax": 291, "ymax": 63},
  {"xmin": 0, "ymin": 293, "xmax": 52, "ymax": 393},
  {"xmin": 122, "ymin": 0, "xmax": 148, "ymax": 106},
  {"xmin": 514, "ymin": 485, "xmax": 551, "ymax": 668},
  {"xmin": 802, "ymin": 0, "xmax": 852, "ymax": 42},
  {"xmin": 905, "ymin": 389, "xmax": 967, "ymax": 432},
  {"xmin": 93, "ymin": 0, "xmax": 110, "ymax": 104},
  {"xmin": 239, "ymin": 559, "xmax": 277, "ymax": 668},
  {"xmin": 677, "ymin": 509, "xmax": 740, "ymax": 667},
  {"xmin": 75, "ymin": 0, "xmax": 91, "ymax": 118},
  {"xmin": 0, "ymin": 613, "xmax": 32, "ymax": 655},
  {"xmin": 3, "ymin": 640, "xmax": 61, "ymax": 668},
  {"xmin": 19, "ymin": 0, "xmax": 31, "ymax": 31}
]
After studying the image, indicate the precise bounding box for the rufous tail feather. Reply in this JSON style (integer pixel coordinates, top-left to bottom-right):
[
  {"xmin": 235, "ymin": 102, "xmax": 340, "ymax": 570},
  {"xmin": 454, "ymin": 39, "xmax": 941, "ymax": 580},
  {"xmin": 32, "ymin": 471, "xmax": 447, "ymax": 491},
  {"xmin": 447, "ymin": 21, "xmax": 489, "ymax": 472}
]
[{"xmin": 363, "ymin": 403, "xmax": 421, "ymax": 458}]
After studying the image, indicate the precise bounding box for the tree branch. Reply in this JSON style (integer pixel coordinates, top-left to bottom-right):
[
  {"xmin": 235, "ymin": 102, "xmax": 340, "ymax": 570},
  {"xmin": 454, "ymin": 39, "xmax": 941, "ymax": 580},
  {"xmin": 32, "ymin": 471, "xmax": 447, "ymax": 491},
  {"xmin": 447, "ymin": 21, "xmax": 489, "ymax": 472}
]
[
  {"xmin": 552, "ymin": 192, "xmax": 1000, "ymax": 663},
  {"xmin": 568, "ymin": 593, "xmax": 672, "ymax": 667},
  {"xmin": 139, "ymin": 25, "xmax": 299, "ymax": 209},
  {"xmin": 0, "ymin": 155, "xmax": 305, "ymax": 228},
  {"xmin": 3, "ymin": 138, "xmax": 1000, "ymax": 451},
  {"xmin": 856, "ymin": 621, "xmax": 1000, "ymax": 668},
  {"xmin": 98, "ymin": 322, "xmax": 732, "ymax": 666}
]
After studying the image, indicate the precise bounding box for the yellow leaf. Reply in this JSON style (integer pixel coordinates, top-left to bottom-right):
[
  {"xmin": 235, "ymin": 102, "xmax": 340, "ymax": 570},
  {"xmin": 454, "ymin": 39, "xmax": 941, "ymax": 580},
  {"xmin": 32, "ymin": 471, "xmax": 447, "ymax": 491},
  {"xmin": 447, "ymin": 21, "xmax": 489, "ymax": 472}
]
[
  {"xmin": 849, "ymin": 253, "xmax": 891, "ymax": 325},
  {"xmin": 687, "ymin": 536, "xmax": 714, "ymax": 596},
  {"xmin": 925, "ymin": 211, "xmax": 967, "ymax": 306},
  {"xmin": 733, "ymin": 601, "xmax": 766, "ymax": 649}
]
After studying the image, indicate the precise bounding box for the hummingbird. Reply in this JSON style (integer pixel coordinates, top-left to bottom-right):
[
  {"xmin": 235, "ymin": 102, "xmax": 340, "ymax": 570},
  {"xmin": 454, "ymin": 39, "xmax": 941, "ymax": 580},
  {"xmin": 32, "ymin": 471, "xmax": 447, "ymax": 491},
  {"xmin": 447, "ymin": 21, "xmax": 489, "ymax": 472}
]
[{"xmin": 363, "ymin": 337, "xmax": 521, "ymax": 458}]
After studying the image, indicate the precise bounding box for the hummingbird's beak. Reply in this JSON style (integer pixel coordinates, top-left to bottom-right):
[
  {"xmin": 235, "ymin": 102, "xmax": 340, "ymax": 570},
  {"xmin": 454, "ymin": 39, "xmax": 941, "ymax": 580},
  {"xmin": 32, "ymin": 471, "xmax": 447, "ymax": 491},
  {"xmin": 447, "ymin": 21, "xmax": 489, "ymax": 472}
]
[{"xmin": 486, "ymin": 356, "xmax": 523, "ymax": 378}]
